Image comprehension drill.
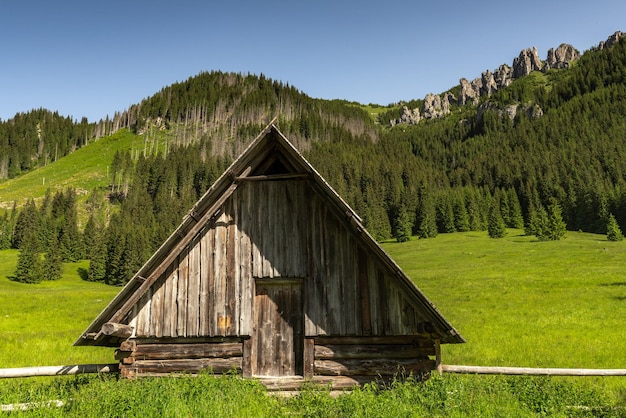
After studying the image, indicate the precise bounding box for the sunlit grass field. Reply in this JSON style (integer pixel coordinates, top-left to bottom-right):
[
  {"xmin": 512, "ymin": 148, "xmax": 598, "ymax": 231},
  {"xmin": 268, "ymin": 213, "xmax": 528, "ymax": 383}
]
[
  {"xmin": 384, "ymin": 229, "xmax": 626, "ymax": 371},
  {"xmin": 0, "ymin": 251, "xmax": 118, "ymax": 367}
]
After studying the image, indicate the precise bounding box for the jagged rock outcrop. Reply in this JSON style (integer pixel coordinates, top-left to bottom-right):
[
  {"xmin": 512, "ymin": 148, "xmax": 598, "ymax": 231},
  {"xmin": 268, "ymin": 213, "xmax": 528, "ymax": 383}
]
[
  {"xmin": 598, "ymin": 31, "xmax": 623, "ymax": 50},
  {"xmin": 512, "ymin": 47, "xmax": 543, "ymax": 78},
  {"xmin": 391, "ymin": 106, "xmax": 420, "ymax": 126},
  {"xmin": 422, "ymin": 93, "xmax": 450, "ymax": 119},
  {"xmin": 392, "ymin": 31, "xmax": 621, "ymax": 127},
  {"xmin": 459, "ymin": 78, "xmax": 481, "ymax": 106},
  {"xmin": 481, "ymin": 70, "xmax": 498, "ymax": 96},
  {"xmin": 477, "ymin": 102, "xmax": 544, "ymax": 122},
  {"xmin": 494, "ymin": 64, "xmax": 513, "ymax": 89},
  {"xmin": 546, "ymin": 43, "xmax": 580, "ymax": 69}
]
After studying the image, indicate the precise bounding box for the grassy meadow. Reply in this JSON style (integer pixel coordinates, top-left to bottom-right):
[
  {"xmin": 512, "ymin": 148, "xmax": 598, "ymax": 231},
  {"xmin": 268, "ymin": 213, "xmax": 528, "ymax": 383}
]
[{"xmin": 1, "ymin": 229, "xmax": 625, "ymax": 415}]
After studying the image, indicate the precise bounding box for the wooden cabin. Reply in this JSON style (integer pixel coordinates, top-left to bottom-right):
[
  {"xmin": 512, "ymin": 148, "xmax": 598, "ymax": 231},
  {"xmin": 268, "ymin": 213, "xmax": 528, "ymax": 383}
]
[{"xmin": 75, "ymin": 123, "xmax": 464, "ymax": 389}]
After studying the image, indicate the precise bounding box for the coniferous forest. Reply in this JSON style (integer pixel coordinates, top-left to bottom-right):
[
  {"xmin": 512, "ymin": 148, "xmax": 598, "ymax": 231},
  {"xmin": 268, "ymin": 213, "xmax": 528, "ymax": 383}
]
[{"xmin": 2, "ymin": 37, "xmax": 626, "ymax": 285}]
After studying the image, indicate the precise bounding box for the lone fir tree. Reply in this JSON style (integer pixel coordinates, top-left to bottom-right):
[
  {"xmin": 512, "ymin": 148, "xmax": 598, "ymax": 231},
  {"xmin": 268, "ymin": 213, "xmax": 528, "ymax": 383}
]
[{"xmin": 606, "ymin": 213, "xmax": 624, "ymax": 241}]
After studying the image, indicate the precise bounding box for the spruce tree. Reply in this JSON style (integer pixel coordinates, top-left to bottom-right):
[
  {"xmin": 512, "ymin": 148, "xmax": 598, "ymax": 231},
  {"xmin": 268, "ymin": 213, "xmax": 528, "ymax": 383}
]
[
  {"xmin": 488, "ymin": 198, "xmax": 507, "ymax": 238},
  {"xmin": 606, "ymin": 213, "xmax": 624, "ymax": 241},
  {"xmin": 42, "ymin": 234, "xmax": 63, "ymax": 281},
  {"xmin": 453, "ymin": 194, "xmax": 470, "ymax": 232},
  {"xmin": 12, "ymin": 199, "xmax": 39, "ymax": 249},
  {"xmin": 416, "ymin": 193, "xmax": 438, "ymax": 239},
  {"xmin": 0, "ymin": 211, "xmax": 11, "ymax": 250},
  {"xmin": 13, "ymin": 231, "xmax": 42, "ymax": 283},
  {"xmin": 507, "ymin": 188, "xmax": 525, "ymax": 229},
  {"xmin": 391, "ymin": 203, "xmax": 412, "ymax": 243},
  {"xmin": 436, "ymin": 194, "xmax": 456, "ymax": 233},
  {"xmin": 544, "ymin": 198, "xmax": 567, "ymax": 241}
]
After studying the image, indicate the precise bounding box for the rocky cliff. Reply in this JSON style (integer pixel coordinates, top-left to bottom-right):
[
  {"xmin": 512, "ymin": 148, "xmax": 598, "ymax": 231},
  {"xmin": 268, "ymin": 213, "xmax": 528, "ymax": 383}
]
[{"xmin": 392, "ymin": 31, "xmax": 623, "ymax": 127}]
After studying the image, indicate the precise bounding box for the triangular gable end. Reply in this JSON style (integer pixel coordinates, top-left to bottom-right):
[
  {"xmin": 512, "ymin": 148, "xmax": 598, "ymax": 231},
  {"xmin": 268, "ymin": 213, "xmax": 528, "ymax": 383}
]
[{"xmin": 75, "ymin": 123, "xmax": 464, "ymax": 350}]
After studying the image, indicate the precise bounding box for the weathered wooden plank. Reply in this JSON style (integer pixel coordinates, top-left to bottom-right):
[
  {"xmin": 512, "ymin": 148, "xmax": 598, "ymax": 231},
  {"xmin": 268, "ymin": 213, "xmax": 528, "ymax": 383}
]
[
  {"xmin": 314, "ymin": 344, "xmax": 435, "ymax": 360},
  {"xmin": 440, "ymin": 365, "xmax": 626, "ymax": 376},
  {"xmin": 342, "ymin": 230, "xmax": 359, "ymax": 335},
  {"xmin": 128, "ymin": 304, "xmax": 138, "ymax": 339},
  {"xmin": 251, "ymin": 183, "xmax": 263, "ymax": 279},
  {"xmin": 162, "ymin": 264, "xmax": 177, "ymax": 337},
  {"xmin": 225, "ymin": 200, "xmax": 238, "ymax": 335},
  {"xmin": 325, "ymin": 205, "xmax": 342, "ymax": 335},
  {"xmin": 176, "ymin": 247, "xmax": 189, "ymax": 337},
  {"xmin": 133, "ymin": 336, "xmax": 245, "ymax": 345},
  {"xmin": 214, "ymin": 212, "xmax": 227, "ymax": 336},
  {"xmin": 0, "ymin": 364, "xmax": 119, "ymax": 379},
  {"xmin": 131, "ymin": 343, "xmax": 242, "ymax": 360},
  {"xmin": 199, "ymin": 226, "xmax": 210, "ymax": 336},
  {"xmin": 150, "ymin": 273, "xmax": 166, "ymax": 338},
  {"xmin": 206, "ymin": 226, "xmax": 216, "ymax": 336},
  {"xmin": 367, "ymin": 256, "xmax": 380, "ymax": 335},
  {"xmin": 238, "ymin": 184, "xmax": 253, "ymax": 336},
  {"xmin": 259, "ymin": 375, "xmax": 374, "ymax": 391},
  {"xmin": 135, "ymin": 287, "xmax": 151, "ymax": 337},
  {"xmin": 304, "ymin": 338, "xmax": 314, "ymax": 378},
  {"xmin": 314, "ymin": 336, "xmax": 434, "ymax": 346},
  {"xmin": 131, "ymin": 357, "xmax": 242, "ymax": 374},
  {"xmin": 242, "ymin": 338, "xmax": 252, "ymax": 378},
  {"xmin": 377, "ymin": 268, "xmax": 390, "ymax": 335},
  {"xmin": 314, "ymin": 358, "xmax": 436, "ymax": 376},
  {"xmin": 187, "ymin": 236, "xmax": 201, "ymax": 337},
  {"xmin": 357, "ymin": 247, "xmax": 372, "ymax": 336}
]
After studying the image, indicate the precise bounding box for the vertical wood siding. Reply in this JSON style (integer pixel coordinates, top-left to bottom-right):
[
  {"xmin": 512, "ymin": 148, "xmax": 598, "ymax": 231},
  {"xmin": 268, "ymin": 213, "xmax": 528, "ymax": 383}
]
[{"xmin": 130, "ymin": 179, "xmax": 427, "ymax": 338}]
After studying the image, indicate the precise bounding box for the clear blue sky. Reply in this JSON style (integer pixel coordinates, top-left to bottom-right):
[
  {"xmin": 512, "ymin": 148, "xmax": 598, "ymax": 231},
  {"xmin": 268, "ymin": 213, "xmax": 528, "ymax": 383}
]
[{"xmin": 1, "ymin": 0, "xmax": 624, "ymax": 122}]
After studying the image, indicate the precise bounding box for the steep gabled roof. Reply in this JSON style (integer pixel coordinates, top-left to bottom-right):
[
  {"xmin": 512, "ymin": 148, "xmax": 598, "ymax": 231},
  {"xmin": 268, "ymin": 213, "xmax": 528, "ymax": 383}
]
[{"xmin": 76, "ymin": 122, "xmax": 464, "ymax": 346}]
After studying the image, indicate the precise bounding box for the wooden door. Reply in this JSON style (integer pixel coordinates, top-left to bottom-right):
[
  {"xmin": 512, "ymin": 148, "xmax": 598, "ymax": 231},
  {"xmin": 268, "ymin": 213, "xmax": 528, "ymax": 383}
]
[{"xmin": 251, "ymin": 279, "xmax": 303, "ymax": 377}]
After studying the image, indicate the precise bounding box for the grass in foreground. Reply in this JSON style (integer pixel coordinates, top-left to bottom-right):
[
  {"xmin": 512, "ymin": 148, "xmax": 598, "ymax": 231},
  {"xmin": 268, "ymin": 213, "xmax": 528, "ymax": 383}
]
[{"xmin": 0, "ymin": 372, "xmax": 620, "ymax": 417}]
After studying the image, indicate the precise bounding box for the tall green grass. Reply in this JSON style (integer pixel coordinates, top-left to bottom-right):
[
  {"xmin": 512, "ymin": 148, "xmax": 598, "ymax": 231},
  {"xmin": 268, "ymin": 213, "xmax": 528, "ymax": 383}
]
[{"xmin": 0, "ymin": 373, "xmax": 618, "ymax": 417}]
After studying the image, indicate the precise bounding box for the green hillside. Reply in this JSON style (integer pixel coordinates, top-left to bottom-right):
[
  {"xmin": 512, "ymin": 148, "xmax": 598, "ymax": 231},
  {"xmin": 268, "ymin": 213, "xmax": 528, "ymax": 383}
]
[{"xmin": 0, "ymin": 129, "xmax": 140, "ymax": 210}]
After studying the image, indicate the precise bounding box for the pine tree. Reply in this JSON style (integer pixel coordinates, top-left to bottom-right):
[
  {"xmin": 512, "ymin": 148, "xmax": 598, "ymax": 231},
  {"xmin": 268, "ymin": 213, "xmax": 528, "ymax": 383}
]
[
  {"xmin": 507, "ymin": 188, "xmax": 525, "ymax": 229},
  {"xmin": 42, "ymin": 234, "xmax": 63, "ymax": 281},
  {"xmin": 436, "ymin": 194, "xmax": 456, "ymax": 233},
  {"xmin": 12, "ymin": 199, "xmax": 39, "ymax": 249},
  {"xmin": 87, "ymin": 236, "xmax": 107, "ymax": 282},
  {"xmin": 606, "ymin": 213, "xmax": 624, "ymax": 241},
  {"xmin": 391, "ymin": 202, "xmax": 412, "ymax": 243},
  {"xmin": 13, "ymin": 231, "xmax": 42, "ymax": 283},
  {"xmin": 453, "ymin": 193, "xmax": 470, "ymax": 232},
  {"xmin": 488, "ymin": 198, "xmax": 507, "ymax": 238},
  {"xmin": 416, "ymin": 192, "xmax": 438, "ymax": 239},
  {"xmin": 0, "ymin": 211, "xmax": 11, "ymax": 249},
  {"xmin": 544, "ymin": 198, "xmax": 567, "ymax": 241}
]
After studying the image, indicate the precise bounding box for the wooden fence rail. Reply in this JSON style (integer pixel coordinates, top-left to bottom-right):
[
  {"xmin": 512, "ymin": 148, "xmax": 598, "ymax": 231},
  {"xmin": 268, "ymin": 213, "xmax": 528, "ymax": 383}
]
[
  {"xmin": 0, "ymin": 363, "xmax": 119, "ymax": 379},
  {"xmin": 2, "ymin": 363, "xmax": 626, "ymax": 379},
  {"xmin": 440, "ymin": 364, "xmax": 626, "ymax": 376}
]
